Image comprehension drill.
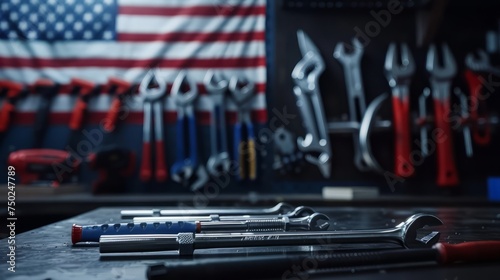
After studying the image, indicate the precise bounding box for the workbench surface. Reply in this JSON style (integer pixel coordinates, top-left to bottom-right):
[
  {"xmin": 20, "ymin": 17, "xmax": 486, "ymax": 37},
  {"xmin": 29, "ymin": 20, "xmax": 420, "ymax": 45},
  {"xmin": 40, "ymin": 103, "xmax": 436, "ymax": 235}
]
[{"xmin": 2, "ymin": 206, "xmax": 500, "ymax": 280}]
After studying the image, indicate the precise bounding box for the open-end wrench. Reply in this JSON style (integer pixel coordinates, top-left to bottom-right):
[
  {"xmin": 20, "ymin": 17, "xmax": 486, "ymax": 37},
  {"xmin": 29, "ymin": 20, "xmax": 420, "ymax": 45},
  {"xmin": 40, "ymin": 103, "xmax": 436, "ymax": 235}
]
[
  {"xmin": 132, "ymin": 206, "xmax": 317, "ymax": 222},
  {"xmin": 426, "ymin": 44, "xmax": 459, "ymax": 187},
  {"xmin": 120, "ymin": 202, "xmax": 296, "ymax": 219},
  {"xmin": 99, "ymin": 214, "xmax": 443, "ymax": 255},
  {"xmin": 333, "ymin": 38, "xmax": 369, "ymax": 171},
  {"xmin": 73, "ymin": 213, "xmax": 330, "ymax": 244},
  {"xmin": 385, "ymin": 43, "xmax": 416, "ymax": 178},
  {"xmin": 418, "ymin": 88, "xmax": 431, "ymax": 157},
  {"xmin": 292, "ymin": 30, "xmax": 331, "ymax": 178},
  {"xmin": 230, "ymin": 75, "xmax": 256, "ymax": 181},
  {"xmin": 139, "ymin": 70, "xmax": 168, "ymax": 182},
  {"xmin": 465, "ymin": 49, "xmax": 500, "ymax": 76},
  {"xmin": 171, "ymin": 71, "xmax": 199, "ymax": 185},
  {"xmin": 205, "ymin": 70, "xmax": 231, "ymax": 177}
]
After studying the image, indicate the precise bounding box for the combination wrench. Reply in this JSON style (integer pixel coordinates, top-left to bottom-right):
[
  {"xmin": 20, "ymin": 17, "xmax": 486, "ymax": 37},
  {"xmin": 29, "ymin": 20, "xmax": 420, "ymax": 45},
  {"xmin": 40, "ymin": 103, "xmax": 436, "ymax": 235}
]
[
  {"xmin": 204, "ymin": 70, "xmax": 231, "ymax": 177},
  {"xmin": 99, "ymin": 213, "xmax": 443, "ymax": 255},
  {"xmin": 384, "ymin": 43, "xmax": 416, "ymax": 178},
  {"xmin": 426, "ymin": 44, "xmax": 459, "ymax": 187},
  {"xmin": 292, "ymin": 30, "xmax": 331, "ymax": 178},
  {"xmin": 333, "ymin": 38, "xmax": 369, "ymax": 171}
]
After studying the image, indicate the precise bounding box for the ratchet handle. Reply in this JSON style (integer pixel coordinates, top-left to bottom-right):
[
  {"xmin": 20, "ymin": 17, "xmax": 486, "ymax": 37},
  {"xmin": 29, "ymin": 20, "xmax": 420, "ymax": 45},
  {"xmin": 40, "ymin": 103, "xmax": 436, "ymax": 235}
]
[
  {"xmin": 103, "ymin": 98, "xmax": 122, "ymax": 132},
  {"xmin": 392, "ymin": 96, "xmax": 414, "ymax": 178},
  {"xmin": 433, "ymin": 98, "xmax": 459, "ymax": 187},
  {"xmin": 188, "ymin": 115, "xmax": 198, "ymax": 168},
  {"xmin": 69, "ymin": 98, "xmax": 88, "ymax": 130},
  {"xmin": 436, "ymin": 241, "xmax": 500, "ymax": 264},
  {"xmin": 155, "ymin": 140, "xmax": 168, "ymax": 182},
  {"xmin": 0, "ymin": 102, "xmax": 15, "ymax": 133},
  {"xmin": 246, "ymin": 123, "xmax": 256, "ymax": 181},
  {"xmin": 140, "ymin": 142, "xmax": 152, "ymax": 182},
  {"xmin": 72, "ymin": 221, "xmax": 198, "ymax": 244},
  {"xmin": 464, "ymin": 70, "xmax": 491, "ymax": 145}
]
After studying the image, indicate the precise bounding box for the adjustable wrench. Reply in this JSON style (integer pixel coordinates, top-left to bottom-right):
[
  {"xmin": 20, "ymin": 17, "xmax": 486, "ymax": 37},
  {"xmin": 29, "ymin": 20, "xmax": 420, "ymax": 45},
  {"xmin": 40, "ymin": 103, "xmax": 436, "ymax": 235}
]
[
  {"xmin": 205, "ymin": 70, "xmax": 231, "ymax": 177},
  {"xmin": 99, "ymin": 214, "xmax": 443, "ymax": 255},
  {"xmin": 426, "ymin": 44, "xmax": 459, "ymax": 187},
  {"xmin": 384, "ymin": 43, "xmax": 416, "ymax": 178},
  {"xmin": 292, "ymin": 30, "xmax": 331, "ymax": 178},
  {"xmin": 334, "ymin": 38, "xmax": 369, "ymax": 171},
  {"xmin": 171, "ymin": 71, "xmax": 199, "ymax": 186}
]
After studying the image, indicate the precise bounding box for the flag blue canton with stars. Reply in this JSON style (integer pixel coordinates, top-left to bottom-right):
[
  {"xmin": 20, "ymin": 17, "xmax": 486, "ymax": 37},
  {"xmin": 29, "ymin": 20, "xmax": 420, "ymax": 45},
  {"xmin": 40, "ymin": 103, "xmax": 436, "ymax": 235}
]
[{"xmin": 0, "ymin": 0, "xmax": 117, "ymax": 41}]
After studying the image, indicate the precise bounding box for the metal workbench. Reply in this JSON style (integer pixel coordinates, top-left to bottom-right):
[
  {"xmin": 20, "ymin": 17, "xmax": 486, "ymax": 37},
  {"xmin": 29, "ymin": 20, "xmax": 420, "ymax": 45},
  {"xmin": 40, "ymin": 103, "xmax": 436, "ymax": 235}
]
[{"xmin": 2, "ymin": 206, "xmax": 500, "ymax": 280}]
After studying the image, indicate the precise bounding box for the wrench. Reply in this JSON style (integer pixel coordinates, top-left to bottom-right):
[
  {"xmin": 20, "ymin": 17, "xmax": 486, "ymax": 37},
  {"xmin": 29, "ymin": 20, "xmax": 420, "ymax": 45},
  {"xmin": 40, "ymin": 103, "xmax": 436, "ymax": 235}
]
[
  {"xmin": 170, "ymin": 71, "xmax": 199, "ymax": 185},
  {"xmin": 139, "ymin": 70, "xmax": 168, "ymax": 182},
  {"xmin": 99, "ymin": 213, "xmax": 443, "ymax": 255},
  {"xmin": 333, "ymin": 38, "xmax": 369, "ymax": 171},
  {"xmin": 454, "ymin": 88, "xmax": 473, "ymax": 157},
  {"xmin": 230, "ymin": 75, "xmax": 256, "ymax": 181},
  {"xmin": 464, "ymin": 51, "xmax": 494, "ymax": 146},
  {"xmin": 384, "ymin": 43, "xmax": 416, "ymax": 178},
  {"xmin": 418, "ymin": 88, "xmax": 431, "ymax": 157},
  {"xmin": 204, "ymin": 70, "xmax": 231, "ymax": 177},
  {"xmin": 132, "ymin": 206, "xmax": 317, "ymax": 222},
  {"xmin": 292, "ymin": 30, "xmax": 331, "ymax": 178},
  {"xmin": 120, "ymin": 202, "xmax": 296, "ymax": 219},
  {"xmin": 426, "ymin": 44, "xmax": 459, "ymax": 187}
]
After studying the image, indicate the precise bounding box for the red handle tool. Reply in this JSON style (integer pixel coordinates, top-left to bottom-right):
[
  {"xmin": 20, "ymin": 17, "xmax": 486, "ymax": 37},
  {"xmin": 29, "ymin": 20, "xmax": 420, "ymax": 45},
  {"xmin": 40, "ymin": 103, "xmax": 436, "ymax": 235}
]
[
  {"xmin": 104, "ymin": 77, "xmax": 131, "ymax": 133},
  {"xmin": 392, "ymin": 94, "xmax": 414, "ymax": 178},
  {"xmin": 155, "ymin": 140, "xmax": 168, "ymax": 182},
  {"xmin": 140, "ymin": 141, "xmax": 152, "ymax": 182},
  {"xmin": 464, "ymin": 69, "xmax": 491, "ymax": 146},
  {"xmin": 69, "ymin": 78, "xmax": 95, "ymax": 131},
  {"xmin": 433, "ymin": 97, "xmax": 459, "ymax": 187},
  {"xmin": 436, "ymin": 241, "xmax": 500, "ymax": 264},
  {"xmin": 0, "ymin": 80, "xmax": 24, "ymax": 133}
]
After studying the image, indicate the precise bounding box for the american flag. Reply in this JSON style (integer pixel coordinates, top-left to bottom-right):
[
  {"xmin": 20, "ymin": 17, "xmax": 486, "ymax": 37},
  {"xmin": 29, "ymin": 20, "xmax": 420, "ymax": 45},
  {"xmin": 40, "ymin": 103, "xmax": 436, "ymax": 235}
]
[{"xmin": 0, "ymin": 0, "xmax": 267, "ymax": 125}]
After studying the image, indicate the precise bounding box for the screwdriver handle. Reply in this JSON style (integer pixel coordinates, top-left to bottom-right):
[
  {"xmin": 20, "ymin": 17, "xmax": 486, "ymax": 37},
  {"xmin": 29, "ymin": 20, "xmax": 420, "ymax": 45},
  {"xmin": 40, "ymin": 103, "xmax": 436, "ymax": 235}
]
[
  {"xmin": 435, "ymin": 241, "xmax": 500, "ymax": 264},
  {"xmin": 72, "ymin": 221, "xmax": 199, "ymax": 244}
]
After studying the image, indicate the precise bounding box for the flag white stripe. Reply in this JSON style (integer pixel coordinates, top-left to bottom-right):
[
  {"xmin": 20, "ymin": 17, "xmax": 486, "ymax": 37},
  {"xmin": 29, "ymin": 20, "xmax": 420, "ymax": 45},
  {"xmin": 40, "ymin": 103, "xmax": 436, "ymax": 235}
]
[
  {"xmin": 118, "ymin": 0, "xmax": 266, "ymax": 8},
  {"xmin": 0, "ymin": 41, "xmax": 264, "ymax": 59},
  {"xmin": 0, "ymin": 68, "xmax": 267, "ymax": 85},
  {"xmin": 116, "ymin": 15, "xmax": 265, "ymax": 34}
]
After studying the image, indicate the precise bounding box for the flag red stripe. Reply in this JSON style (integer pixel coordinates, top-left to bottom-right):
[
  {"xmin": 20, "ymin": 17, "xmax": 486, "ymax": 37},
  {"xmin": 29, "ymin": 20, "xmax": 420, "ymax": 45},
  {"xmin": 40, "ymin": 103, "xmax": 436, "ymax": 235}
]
[
  {"xmin": 11, "ymin": 110, "xmax": 268, "ymax": 126},
  {"xmin": 117, "ymin": 31, "xmax": 265, "ymax": 42},
  {"xmin": 119, "ymin": 5, "xmax": 266, "ymax": 17},
  {"xmin": 0, "ymin": 57, "xmax": 266, "ymax": 69}
]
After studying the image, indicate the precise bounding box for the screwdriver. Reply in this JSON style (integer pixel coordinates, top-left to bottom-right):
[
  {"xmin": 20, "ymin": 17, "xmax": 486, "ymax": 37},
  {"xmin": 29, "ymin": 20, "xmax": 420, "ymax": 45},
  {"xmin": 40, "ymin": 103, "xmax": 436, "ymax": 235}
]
[
  {"xmin": 146, "ymin": 241, "xmax": 500, "ymax": 280},
  {"xmin": 72, "ymin": 213, "xmax": 329, "ymax": 244}
]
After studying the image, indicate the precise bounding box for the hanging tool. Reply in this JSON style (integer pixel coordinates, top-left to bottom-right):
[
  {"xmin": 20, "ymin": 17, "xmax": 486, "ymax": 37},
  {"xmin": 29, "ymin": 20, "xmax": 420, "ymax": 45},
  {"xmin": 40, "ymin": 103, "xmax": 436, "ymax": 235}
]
[
  {"xmin": 7, "ymin": 80, "xmax": 72, "ymax": 186},
  {"xmin": 120, "ymin": 202, "xmax": 295, "ymax": 219},
  {"xmin": 272, "ymin": 127, "xmax": 303, "ymax": 174},
  {"xmin": 464, "ymin": 50, "xmax": 498, "ymax": 146},
  {"xmin": 89, "ymin": 77, "xmax": 135, "ymax": 194},
  {"xmin": 0, "ymin": 80, "xmax": 25, "ymax": 142},
  {"xmin": 99, "ymin": 213, "xmax": 443, "ymax": 254},
  {"xmin": 146, "ymin": 240, "xmax": 500, "ymax": 280},
  {"xmin": 291, "ymin": 30, "xmax": 331, "ymax": 178},
  {"xmin": 72, "ymin": 213, "xmax": 329, "ymax": 243},
  {"xmin": 132, "ymin": 206, "xmax": 317, "ymax": 222},
  {"xmin": 229, "ymin": 75, "xmax": 256, "ymax": 181},
  {"xmin": 334, "ymin": 38, "xmax": 369, "ymax": 171},
  {"xmin": 204, "ymin": 70, "xmax": 231, "ymax": 177},
  {"xmin": 170, "ymin": 70, "xmax": 204, "ymax": 188},
  {"xmin": 384, "ymin": 43, "xmax": 416, "ymax": 178},
  {"xmin": 139, "ymin": 69, "xmax": 168, "ymax": 183},
  {"xmin": 454, "ymin": 88, "xmax": 474, "ymax": 158},
  {"xmin": 426, "ymin": 44, "xmax": 459, "ymax": 187}
]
